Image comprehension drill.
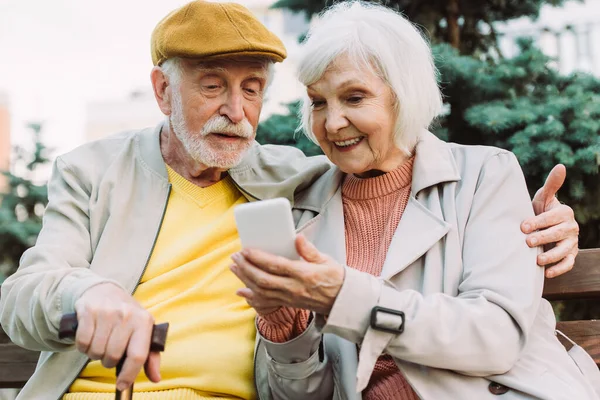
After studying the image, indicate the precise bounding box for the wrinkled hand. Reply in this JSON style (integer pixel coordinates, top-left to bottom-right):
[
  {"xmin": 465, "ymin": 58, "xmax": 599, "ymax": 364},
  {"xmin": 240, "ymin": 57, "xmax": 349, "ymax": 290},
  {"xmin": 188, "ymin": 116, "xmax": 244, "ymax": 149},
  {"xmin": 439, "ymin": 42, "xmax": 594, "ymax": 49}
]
[
  {"xmin": 73, "ymin": 282, "xmax": 161, "ymax": 392},
  {"xmin": 521, "ymin": 164, "xmax": 579, "ymax": 278},
  {"xmin": 230, "ymin": 234, "xmax": 345, "ymax": 315}
]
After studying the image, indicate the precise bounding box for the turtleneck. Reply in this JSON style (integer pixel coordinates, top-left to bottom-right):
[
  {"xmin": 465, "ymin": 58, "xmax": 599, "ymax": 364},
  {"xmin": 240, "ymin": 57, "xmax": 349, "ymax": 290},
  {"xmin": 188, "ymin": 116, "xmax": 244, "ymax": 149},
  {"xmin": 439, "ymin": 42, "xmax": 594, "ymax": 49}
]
[{"xmin": 342, "ymin": 157, "xmax": 414, "ymax": 200}]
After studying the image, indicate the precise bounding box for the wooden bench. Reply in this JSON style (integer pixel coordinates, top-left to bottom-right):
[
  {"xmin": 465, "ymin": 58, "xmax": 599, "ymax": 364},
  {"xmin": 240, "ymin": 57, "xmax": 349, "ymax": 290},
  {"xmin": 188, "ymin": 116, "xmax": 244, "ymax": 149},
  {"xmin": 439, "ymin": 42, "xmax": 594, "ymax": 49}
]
[
  {"xmin": 542, "ymin": 248, "xmax": 600, "ymax": 364},
  {"xmin": 0, "ymin": 248, "xmax": 598, "ymax": 389}
]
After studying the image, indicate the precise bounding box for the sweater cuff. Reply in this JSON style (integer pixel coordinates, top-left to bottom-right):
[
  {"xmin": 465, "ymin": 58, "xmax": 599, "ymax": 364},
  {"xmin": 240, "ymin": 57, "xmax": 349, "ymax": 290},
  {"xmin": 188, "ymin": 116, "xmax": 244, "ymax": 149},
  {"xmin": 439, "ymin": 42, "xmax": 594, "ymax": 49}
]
[
  {"xmin": 257, "ymin": 307, "xmax": 310, "ymax": 343},
  {"xmin": 258, "ymin": 312, "xmax": 321, "ymax": 364}
]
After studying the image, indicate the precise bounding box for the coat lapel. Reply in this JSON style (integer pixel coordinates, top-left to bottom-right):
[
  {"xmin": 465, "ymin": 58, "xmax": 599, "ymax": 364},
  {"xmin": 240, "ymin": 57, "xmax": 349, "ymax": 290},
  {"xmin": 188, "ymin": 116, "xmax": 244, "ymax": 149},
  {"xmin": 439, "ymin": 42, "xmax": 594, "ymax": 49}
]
[
  {"xmin": 299, "ymin": 186, "xmax": 347, "ymax": 265},
  {"xmin": 381, "ymin": 196, "xmax": 450, "ymax": 279},
  {"xmin": 379, "ymin": 131, "xmax": 460, "ymax": 279}
]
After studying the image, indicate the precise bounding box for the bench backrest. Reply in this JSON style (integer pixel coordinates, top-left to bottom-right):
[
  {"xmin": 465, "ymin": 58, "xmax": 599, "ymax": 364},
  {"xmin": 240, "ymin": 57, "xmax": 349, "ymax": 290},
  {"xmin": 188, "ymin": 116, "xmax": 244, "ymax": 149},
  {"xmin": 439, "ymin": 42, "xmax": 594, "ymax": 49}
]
[
  {"xmin": 542, "ymin": 248, "xmax": 600, "ymax": 365},
  {"xmin": 0, "ymin": 329, "xmax": 37, "ymax": 388}
]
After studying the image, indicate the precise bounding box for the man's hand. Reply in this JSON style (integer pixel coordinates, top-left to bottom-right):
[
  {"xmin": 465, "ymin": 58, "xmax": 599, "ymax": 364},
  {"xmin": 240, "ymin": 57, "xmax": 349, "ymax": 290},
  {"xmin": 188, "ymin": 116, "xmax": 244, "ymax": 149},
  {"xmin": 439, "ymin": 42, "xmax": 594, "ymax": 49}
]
[
  {"xmin": 73, "ymin": 283, "xmax": 161, "ymax": 392},
  {"xmin": 521, "ymin": 164, "xmax": 579, "ymax": 278}
]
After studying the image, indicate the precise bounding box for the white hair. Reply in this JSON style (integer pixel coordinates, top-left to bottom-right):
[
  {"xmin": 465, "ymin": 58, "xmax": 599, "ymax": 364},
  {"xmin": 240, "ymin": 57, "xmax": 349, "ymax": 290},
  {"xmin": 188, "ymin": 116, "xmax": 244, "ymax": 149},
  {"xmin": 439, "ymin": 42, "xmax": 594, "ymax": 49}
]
[
  {"xmin": 161, "ymin": 58, "xmax": 183, "ymax": 88},
  {"xmin": 297, "ymin": 1, "xmax": 443, "ymax": 154},
  {"xmin": 159, "ymin": 57, "xmax": 275, "ymax": 91}
]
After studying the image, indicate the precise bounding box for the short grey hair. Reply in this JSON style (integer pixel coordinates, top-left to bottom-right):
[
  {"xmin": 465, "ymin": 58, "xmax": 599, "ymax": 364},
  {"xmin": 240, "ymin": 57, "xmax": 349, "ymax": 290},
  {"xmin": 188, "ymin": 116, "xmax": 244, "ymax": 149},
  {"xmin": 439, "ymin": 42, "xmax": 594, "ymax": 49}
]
[
  {"xmin": 297, "ymin": 1, "xmax": 443, "ymax": 154},
  {"xmin": 160, "ymin": 57, "xmax": 276, "ymax": 91}
]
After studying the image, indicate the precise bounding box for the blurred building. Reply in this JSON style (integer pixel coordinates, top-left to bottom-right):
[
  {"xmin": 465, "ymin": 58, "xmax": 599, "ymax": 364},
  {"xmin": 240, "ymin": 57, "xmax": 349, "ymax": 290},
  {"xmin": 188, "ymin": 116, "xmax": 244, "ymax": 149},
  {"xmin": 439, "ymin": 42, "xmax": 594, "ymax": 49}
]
[
  {"xmin": 85, "ymin": 90, "xmax": 164, "ymax": 142},
  {"xmin": 498, "ymin": 0, "xmax": 600, "ymax": 75},
  {"xmin": 85, "ymin": 0, "xmax": 308, "ymax": 142},
  {"xmin": 0, "ymin": 92, "xmax": 10, "ymax": 191}
]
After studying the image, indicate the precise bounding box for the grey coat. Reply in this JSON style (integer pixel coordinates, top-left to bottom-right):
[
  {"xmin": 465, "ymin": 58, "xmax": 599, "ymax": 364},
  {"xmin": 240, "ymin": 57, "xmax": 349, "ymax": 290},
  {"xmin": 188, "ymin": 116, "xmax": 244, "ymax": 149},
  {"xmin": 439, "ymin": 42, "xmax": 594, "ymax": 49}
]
[{"xmin": 255, "ymin": 131, "xmax": 600, "ymax": 400}]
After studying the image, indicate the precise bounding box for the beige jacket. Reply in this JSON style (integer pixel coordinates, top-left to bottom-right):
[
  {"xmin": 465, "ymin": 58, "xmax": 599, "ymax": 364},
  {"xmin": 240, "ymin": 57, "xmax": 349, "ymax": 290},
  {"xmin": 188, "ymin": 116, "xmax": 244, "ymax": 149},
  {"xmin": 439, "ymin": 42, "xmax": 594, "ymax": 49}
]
[
  {"xmin": 0, "ymin": 123, "xmax": 332, "ymax": 400},
  {"xmin": 255, "ymin": 131, "xmax": 600, "ymax": 400}
]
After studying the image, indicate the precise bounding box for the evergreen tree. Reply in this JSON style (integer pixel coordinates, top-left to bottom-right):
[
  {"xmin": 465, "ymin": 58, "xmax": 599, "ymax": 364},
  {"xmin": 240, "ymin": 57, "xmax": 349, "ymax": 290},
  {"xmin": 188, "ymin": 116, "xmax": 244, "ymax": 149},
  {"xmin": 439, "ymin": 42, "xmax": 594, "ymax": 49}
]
[
  {"xmin": 0, "ymin": 123, "xmax": 50, "ymax": 281},
  {"xmin": 434, "ymin": 40, "xmax": 600, "ymax": 248},
  {"xmin": 271, "ymin": 0, "xmax": 569, "ymax": 54},
  {"xmin": 257, "ymin": 101, "xmax": 323, "ymax": 156}
]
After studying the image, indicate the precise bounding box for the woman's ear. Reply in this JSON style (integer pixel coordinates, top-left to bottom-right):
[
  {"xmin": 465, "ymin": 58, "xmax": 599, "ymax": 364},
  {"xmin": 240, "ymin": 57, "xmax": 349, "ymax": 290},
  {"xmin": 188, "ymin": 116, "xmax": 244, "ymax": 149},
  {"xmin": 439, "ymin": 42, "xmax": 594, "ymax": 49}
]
[{"xmin": 151, "ymin": 66, "xmax": 173, "ymax": 116}]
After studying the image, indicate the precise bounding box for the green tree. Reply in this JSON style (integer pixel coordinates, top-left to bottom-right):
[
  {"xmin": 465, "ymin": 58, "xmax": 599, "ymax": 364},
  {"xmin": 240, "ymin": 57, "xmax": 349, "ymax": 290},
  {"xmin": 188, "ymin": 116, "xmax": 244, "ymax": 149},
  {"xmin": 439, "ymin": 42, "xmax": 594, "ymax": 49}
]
[
  {"xmin": 271, "ymin": 0, "xmax": 569, "ymax": 54},
  {"xmin": 257, "ymin": 101, "xmax": 323, "ymax": 156},
  {"xmin": 434, "ymin": 40, "xmax": 600, "ymax": 248},
  {"xmin": 0, "ymin": 123, "xmax": 50, "ymax": 282}
]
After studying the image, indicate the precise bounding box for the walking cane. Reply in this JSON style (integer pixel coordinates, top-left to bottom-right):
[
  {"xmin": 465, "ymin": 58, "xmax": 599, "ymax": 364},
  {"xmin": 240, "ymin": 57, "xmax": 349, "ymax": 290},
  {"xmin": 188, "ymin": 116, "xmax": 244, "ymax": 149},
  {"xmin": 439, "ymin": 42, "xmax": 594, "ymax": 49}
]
[{"xmin": 58, "ymin": 313, "xmax": 169, "ymax": 400}]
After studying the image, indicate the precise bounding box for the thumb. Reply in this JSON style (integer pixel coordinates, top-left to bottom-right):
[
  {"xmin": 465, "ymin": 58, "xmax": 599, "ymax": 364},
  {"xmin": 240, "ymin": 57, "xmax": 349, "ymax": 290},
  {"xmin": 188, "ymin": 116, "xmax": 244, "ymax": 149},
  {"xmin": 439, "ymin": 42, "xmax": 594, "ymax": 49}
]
[
  {"xmin": 295, "ymin": 234, "xmax": 325, "ymax": 263},
  {"xmin": 532, "ymin": 164, "xmax": 566, "ymax": 213}
]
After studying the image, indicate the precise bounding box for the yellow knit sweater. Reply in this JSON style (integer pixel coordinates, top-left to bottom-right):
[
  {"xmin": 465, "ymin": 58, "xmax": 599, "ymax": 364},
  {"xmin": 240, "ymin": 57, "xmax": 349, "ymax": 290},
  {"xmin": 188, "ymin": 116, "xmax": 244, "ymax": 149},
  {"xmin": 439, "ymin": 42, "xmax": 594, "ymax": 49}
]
[{"xmin": 66, "ymin": 166, "xmax": 256, "ymax": 400}]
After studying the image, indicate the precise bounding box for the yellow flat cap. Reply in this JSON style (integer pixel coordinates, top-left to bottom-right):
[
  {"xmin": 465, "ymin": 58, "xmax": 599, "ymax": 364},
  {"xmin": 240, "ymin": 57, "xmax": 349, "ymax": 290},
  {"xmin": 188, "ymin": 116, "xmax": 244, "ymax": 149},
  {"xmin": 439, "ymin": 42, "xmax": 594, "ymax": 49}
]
[{"xmin": 151, "ymin": 1, "xmax": 287, "ymax": 66}]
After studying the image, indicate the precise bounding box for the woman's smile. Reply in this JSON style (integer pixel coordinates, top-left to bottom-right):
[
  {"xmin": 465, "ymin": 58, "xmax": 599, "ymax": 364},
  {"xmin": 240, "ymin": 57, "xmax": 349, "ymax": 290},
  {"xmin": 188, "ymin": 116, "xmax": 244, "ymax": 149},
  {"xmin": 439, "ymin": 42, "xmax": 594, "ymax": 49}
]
[{"xmin": 332, "ymin": 136, "xmax": 365, "ymax": 151}]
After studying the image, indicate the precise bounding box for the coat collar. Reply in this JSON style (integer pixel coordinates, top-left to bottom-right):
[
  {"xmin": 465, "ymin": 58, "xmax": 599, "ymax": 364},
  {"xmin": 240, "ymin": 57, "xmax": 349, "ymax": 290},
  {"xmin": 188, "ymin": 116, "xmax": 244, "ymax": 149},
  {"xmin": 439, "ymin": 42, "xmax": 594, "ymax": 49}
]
[{"xmin": 411, "ymin": 130, "xmax": 461, "ymax": 195}]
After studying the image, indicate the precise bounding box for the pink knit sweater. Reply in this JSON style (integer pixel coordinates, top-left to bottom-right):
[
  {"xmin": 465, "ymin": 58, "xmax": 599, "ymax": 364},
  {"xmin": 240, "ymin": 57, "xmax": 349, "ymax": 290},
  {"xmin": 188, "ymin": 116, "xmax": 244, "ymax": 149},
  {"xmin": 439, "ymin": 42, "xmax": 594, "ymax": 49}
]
[{"xmin": 257, "ymin": 157, "xmax": 418, "ymax": 400}]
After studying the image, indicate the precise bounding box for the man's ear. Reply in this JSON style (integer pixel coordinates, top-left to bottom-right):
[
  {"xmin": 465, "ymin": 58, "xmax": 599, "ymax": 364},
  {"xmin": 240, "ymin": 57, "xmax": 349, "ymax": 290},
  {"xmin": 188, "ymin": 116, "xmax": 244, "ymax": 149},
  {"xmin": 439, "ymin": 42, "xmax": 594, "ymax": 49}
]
[{"xmin": 151, "ymin": 66, "xmax": 173, "ymax": 116}]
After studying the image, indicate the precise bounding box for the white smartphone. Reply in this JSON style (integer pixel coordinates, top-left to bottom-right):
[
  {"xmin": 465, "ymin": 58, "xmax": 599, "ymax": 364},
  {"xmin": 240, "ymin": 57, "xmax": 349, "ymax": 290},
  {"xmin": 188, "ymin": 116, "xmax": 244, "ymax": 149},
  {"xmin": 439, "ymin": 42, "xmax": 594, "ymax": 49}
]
[{"xmin": 234, "ymin": 197, "xmax": 300, "ymax": 260}]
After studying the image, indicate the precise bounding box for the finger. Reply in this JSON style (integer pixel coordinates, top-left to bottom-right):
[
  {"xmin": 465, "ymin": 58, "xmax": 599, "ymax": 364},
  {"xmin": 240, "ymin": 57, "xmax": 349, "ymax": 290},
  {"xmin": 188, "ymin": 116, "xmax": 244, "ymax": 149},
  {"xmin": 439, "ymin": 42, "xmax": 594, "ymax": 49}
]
[
  {"xmin": 73, "ymin": 309, "xmax": 95, "ymax": 355},
  {"xmin": 236, "ymin": 249, "xmax": 295, "ymax": 277},
  {"xmin": 86, "ymin": 312, "xmax": 113, "ymax": 360},
  {"xmin": 295, "ymin": 234, "xmax": 325, "ymax": 263},
  {"xmin": 230, "ymin": 263, "xmax": 263, "ymax": 294},
  {"xmin": 236, "ymin": 287, "xmax": 284, "ymax": 309},
  {"xmin": 545, "ymin": 253, "xmax": 576, "ymax": 279},
  {"xmin": 521, "ymin": 196, "xmax": 560, "ymax": 233},
  {"xmin": 101, "ymin": 313, "xmax": 135, "ymax": 368},
  {"xmin": 537, "ymin": 237, "xmax": 578, "ymax": 266},
  {"xmin": 525, "ymin": 220, "xmax": 578, "ymax": 247},
  {"xmin": 535, "ymin": 164, "xmax": 566, "ymax": 205},
  {"xmin": 231, "ymin": 254, "xmax": 286, "ymax": 291},
  {"xmin": 144, "ymin": 352, "xmax": 162, "ymax": 383},
  {"xmin": 522, "ymin": 204, "xmax": 572, "ymax": 235},
  {"xmin": 231, "ymin": 263, "xmax": 288, "ymax": 305},
  {"xmin": 115, "ymin": 316, "xmax": 153, "ymax": 391}
]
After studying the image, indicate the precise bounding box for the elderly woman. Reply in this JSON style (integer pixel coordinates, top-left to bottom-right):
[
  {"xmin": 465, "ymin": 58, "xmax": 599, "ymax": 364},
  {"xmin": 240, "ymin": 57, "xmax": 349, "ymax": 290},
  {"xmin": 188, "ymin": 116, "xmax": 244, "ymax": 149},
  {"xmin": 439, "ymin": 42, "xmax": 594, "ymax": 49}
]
[{"xmin": 231, "ymin": 2, "xmax": 598, "ymax": 399}]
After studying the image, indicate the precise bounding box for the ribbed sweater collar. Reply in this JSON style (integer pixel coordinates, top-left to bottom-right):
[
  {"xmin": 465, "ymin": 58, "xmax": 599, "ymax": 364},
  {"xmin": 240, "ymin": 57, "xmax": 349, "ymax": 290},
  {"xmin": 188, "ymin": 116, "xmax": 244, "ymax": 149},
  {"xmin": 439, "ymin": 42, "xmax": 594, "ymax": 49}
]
[{"xmin": 342, "ymin": 157, "xmax": 414, "ymax": 200}]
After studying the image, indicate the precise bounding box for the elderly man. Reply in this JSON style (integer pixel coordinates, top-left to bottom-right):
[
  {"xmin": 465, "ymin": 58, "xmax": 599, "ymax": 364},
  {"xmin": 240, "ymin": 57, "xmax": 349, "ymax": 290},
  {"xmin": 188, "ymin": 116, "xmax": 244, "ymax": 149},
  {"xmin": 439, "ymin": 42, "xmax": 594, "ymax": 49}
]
[{"xmin": 0, "ymin": 1, "xmax": 579, "ymax": 399}]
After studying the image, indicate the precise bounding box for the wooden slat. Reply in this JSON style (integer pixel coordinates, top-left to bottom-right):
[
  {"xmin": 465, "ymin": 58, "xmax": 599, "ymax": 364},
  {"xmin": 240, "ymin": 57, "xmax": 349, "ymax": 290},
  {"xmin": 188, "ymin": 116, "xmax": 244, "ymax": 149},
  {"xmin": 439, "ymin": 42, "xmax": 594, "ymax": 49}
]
[
  {"xmin": 556, "ymin": 320, "xmax": 600, "ymax": 366},
  {"xmin": 0, "ymin": 328, "xmax": 39, "ymax": 388},
  {"xmin": 543, "ymin": 249, "xmax": 600, "ymax": 300}
]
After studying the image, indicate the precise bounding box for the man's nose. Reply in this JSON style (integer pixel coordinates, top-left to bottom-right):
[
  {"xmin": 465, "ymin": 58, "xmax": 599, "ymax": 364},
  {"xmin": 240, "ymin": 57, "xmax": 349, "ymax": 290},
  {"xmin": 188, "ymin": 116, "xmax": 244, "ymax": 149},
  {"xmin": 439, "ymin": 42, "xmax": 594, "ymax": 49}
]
[{"xmin": 220, "ymin": 91, "xmax": 245, "ymax": 124}]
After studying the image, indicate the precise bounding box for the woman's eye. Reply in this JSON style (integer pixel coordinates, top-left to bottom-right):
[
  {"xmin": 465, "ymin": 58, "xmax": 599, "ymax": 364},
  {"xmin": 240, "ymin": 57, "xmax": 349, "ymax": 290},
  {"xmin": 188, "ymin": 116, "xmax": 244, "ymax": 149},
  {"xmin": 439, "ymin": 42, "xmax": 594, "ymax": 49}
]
[
  {"xmin": 204, "ymin": 85, "xmax": 220, "ymax": 90},
  {"xmin": 244, "ymin": 88, "xmax": 258, "ymax": 95},
  {"xmin": 347, "ymin": 96, "xmax": 363, "ymax": 104}
]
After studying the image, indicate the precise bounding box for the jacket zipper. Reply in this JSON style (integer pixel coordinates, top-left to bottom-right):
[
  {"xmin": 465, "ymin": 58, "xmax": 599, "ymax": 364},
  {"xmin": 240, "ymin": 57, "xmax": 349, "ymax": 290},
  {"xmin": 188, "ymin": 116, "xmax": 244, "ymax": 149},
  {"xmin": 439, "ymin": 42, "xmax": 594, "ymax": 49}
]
[{"xmin": 56, "ymin": 183, "xmax": 172, "ymax": 400}]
